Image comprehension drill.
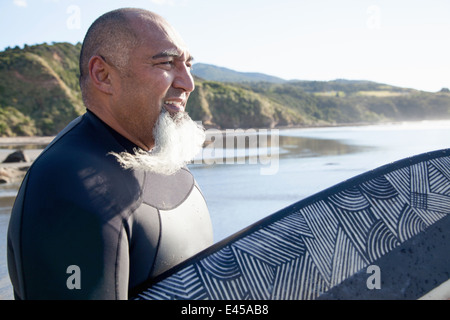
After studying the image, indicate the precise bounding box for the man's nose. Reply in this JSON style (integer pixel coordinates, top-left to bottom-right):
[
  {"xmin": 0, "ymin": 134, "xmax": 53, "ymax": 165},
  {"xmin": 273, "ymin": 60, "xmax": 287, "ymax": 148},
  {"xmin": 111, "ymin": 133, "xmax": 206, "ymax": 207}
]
[{"xmin": 173, "ymin": 63, "xmax": 195, "ymax": 93}]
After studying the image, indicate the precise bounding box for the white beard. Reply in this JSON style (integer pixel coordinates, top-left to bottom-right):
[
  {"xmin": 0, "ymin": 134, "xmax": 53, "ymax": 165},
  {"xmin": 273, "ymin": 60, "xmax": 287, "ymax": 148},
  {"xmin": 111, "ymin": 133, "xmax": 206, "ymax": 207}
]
[{"xmin": 110, "ymin": 110, "xmax": 205, "ymax": 175}]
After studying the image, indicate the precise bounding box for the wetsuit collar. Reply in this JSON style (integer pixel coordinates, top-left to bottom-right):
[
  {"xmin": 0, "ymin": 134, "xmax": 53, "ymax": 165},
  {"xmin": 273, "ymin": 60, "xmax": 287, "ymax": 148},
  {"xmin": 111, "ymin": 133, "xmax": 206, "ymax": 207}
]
[{"xmin": 86, "ymin": 109, "xmax": 141, "ymax": 154}]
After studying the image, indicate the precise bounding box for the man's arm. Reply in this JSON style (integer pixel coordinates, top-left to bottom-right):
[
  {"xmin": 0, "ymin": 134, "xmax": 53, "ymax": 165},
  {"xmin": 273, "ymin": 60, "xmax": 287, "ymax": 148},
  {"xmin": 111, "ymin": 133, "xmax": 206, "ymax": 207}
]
[{"xmin": 8, "ymin": 164, "xmax": 132, "ymax": 300}]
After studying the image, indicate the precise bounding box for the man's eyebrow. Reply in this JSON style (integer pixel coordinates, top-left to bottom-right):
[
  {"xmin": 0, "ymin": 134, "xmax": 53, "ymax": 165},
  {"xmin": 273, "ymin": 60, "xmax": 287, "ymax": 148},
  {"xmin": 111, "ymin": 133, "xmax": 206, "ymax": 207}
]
[{"xmin": 152, "ymin": 49, "xmax": 194, "ymax": 62}]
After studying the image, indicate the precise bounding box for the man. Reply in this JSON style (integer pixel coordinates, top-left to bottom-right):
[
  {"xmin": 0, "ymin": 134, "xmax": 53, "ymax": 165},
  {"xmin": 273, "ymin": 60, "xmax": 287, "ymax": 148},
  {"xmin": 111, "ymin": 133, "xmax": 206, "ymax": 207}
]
[{"xmin": 7, "ymin": 8, "xmax": 213, "ymax": 300}]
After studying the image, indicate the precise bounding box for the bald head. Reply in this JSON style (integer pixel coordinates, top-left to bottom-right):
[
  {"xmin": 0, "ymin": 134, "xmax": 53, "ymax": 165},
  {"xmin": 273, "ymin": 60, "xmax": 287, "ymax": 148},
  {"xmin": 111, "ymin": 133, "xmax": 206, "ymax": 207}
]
[
  {"xmin": 78, "ymin": 8, "xmax": 168, "ymax": 100},
  {"xmin": 77, "ymin": 8, "xmax": 195, "ymax": 150}
]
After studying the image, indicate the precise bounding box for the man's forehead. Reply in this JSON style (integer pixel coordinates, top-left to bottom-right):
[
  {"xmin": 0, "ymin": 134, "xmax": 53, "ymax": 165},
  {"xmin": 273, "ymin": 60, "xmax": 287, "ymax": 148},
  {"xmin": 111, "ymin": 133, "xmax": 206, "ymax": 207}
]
[{"xmin": 134, "ymin": 23, "xmax": 192, "ymax": 61}]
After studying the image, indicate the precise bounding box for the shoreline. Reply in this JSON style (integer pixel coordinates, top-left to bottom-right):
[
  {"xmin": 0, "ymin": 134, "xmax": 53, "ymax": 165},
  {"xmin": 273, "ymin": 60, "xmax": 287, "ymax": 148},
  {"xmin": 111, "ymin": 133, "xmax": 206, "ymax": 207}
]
[
  {"xmin": 0, "ymin": 138, "xmax": 53, "ymax": 184},
  {"xmin": 0, "ymin": 118, "xmax": 443, "ymax": 145},
  {"xmin": 0, "ymin": 136, "xmax": 55, "ymax": 146},
  {"xmin": 0, "ymin": 118, "xmax": 447, "ymax": 181}
]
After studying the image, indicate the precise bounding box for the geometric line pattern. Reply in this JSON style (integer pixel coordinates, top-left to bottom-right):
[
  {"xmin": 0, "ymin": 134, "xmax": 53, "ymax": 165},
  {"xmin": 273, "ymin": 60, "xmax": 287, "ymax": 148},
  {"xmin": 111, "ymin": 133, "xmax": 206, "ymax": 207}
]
[{"xmin": 133, "ymin": 149, "xmax": 450, "ymax": 300}]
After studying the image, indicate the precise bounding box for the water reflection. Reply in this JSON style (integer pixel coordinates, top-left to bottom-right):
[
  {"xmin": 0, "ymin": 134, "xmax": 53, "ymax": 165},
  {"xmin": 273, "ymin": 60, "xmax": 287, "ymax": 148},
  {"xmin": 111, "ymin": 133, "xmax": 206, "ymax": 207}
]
[
  {"xmin": 202, "ymin": 129, "xmax": 373, "ymax": 165},
  {"xmin": 278, "ymin": 135, "xmax": 372, "ymax": 159}
]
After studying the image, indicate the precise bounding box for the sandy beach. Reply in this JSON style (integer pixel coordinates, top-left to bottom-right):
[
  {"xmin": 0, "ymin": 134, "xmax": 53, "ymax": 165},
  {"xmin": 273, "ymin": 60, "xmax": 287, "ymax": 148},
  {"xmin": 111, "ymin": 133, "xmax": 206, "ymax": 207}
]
[
  {"xmin": 0, "ymin": 136, "xmax": 55, "ymax": 185},
  {"xmin": 0, "ymin": 136, "xmax": 55, "ymax": 146},
  {"xmin": 0, "ymin": 136, "xmax": 54, "ymax": 164}
]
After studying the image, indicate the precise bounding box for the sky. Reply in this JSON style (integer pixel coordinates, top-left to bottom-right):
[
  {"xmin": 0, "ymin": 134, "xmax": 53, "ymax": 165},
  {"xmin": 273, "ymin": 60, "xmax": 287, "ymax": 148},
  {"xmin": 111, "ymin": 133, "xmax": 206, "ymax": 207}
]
[{"xmin": 0, "ymin": 0, "xmax": 449, "ymax": 92}]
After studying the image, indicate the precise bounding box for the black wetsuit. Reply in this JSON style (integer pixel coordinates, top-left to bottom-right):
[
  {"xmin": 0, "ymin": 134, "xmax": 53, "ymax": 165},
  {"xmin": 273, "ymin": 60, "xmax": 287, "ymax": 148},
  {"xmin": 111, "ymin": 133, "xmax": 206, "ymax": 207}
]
[{"xmin": 7, "ymin": 110, "xmax": 213, "ymax": 300}]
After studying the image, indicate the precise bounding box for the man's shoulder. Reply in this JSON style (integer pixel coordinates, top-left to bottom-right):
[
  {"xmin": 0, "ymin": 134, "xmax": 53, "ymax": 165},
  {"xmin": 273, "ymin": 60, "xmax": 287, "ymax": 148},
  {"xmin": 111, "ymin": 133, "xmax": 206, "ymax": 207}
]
[
  {"xmin": 23, "ymin": 114, "xmax": 143, "ymax": 212},
  {"xmin": 28, "ymin": 112, "xmax": 129, "ymax": 182},
  {"xmin": 30, "ymin": 115, "xmax": 94, "ymax": 170}
]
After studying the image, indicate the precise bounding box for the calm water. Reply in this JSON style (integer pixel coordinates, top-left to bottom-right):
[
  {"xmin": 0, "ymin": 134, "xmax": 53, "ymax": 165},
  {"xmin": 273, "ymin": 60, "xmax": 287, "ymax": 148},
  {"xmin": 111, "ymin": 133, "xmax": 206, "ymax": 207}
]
[{"xmin": 1, "ymin": 120, "xmax": 450, "ymax": 299}]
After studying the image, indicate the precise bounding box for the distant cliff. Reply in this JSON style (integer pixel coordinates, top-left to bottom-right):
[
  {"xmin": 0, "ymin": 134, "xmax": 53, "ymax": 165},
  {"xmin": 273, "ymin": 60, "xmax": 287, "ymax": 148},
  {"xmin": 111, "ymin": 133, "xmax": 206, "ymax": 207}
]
[{"xmin": 1, "ymin": 42, "xmax": 450, "ymax": 136}]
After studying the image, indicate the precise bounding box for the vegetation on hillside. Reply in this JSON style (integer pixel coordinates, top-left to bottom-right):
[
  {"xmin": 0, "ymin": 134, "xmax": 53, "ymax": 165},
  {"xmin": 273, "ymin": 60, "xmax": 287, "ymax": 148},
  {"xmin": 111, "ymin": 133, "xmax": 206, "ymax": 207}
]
[
  {"xmin": 1, "ymin": 42, "xmax": 450, "ymax": 137},
  {"xmin": 0, "ymin": 42, "xmax": 83, "ymax": 136}
]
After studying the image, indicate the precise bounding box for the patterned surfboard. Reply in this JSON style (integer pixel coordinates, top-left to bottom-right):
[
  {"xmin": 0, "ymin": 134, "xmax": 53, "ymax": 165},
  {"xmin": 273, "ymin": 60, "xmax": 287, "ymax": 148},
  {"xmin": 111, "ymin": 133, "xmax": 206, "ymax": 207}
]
[{"xmin": 131, "ymin": 148, "xmax": 450, "ymax": 300}]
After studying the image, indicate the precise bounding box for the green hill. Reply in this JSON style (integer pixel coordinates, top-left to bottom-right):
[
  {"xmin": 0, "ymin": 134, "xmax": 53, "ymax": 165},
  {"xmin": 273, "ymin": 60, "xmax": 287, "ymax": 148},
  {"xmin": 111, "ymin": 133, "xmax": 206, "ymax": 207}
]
[
  {"xmin": 1, "ymin": 42, "xmax": 450, "ymax": 136},
  {"xmin": 191, "ymin": 63, "xmax": 286, "ymax": 84},
  {"xmin": 0, "ymin": 42, "xmax": 84, "ymax": 136}
]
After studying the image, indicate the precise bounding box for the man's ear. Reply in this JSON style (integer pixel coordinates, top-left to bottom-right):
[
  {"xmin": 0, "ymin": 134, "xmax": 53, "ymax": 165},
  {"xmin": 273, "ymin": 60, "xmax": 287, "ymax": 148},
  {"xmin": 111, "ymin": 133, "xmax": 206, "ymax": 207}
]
[{"xmin": 88, "ymin": 56, "xmax": 114, "ymax": 94}]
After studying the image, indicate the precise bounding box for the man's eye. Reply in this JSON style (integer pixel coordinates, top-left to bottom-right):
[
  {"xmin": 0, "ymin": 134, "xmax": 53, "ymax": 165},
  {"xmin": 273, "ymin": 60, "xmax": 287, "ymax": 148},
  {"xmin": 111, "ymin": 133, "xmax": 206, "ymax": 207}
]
[{"xmin": 155, "ymin": 61, "xmax": 174, "ymax": 68}]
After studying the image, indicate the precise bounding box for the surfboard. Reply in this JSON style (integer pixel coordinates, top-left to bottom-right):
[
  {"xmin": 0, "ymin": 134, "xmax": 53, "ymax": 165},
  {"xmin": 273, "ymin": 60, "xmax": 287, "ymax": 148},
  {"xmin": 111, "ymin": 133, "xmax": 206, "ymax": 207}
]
[{"xmin": 130, "ymin": 148, "xmax": 450, "ymax": 300}]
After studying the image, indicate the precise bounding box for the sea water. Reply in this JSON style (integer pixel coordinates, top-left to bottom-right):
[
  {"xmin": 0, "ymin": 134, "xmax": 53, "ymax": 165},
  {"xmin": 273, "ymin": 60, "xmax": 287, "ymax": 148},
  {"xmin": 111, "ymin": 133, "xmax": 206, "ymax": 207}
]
[{"xmin": 1, "ymin": 120, "xmax": 450, "ymax": 299}]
